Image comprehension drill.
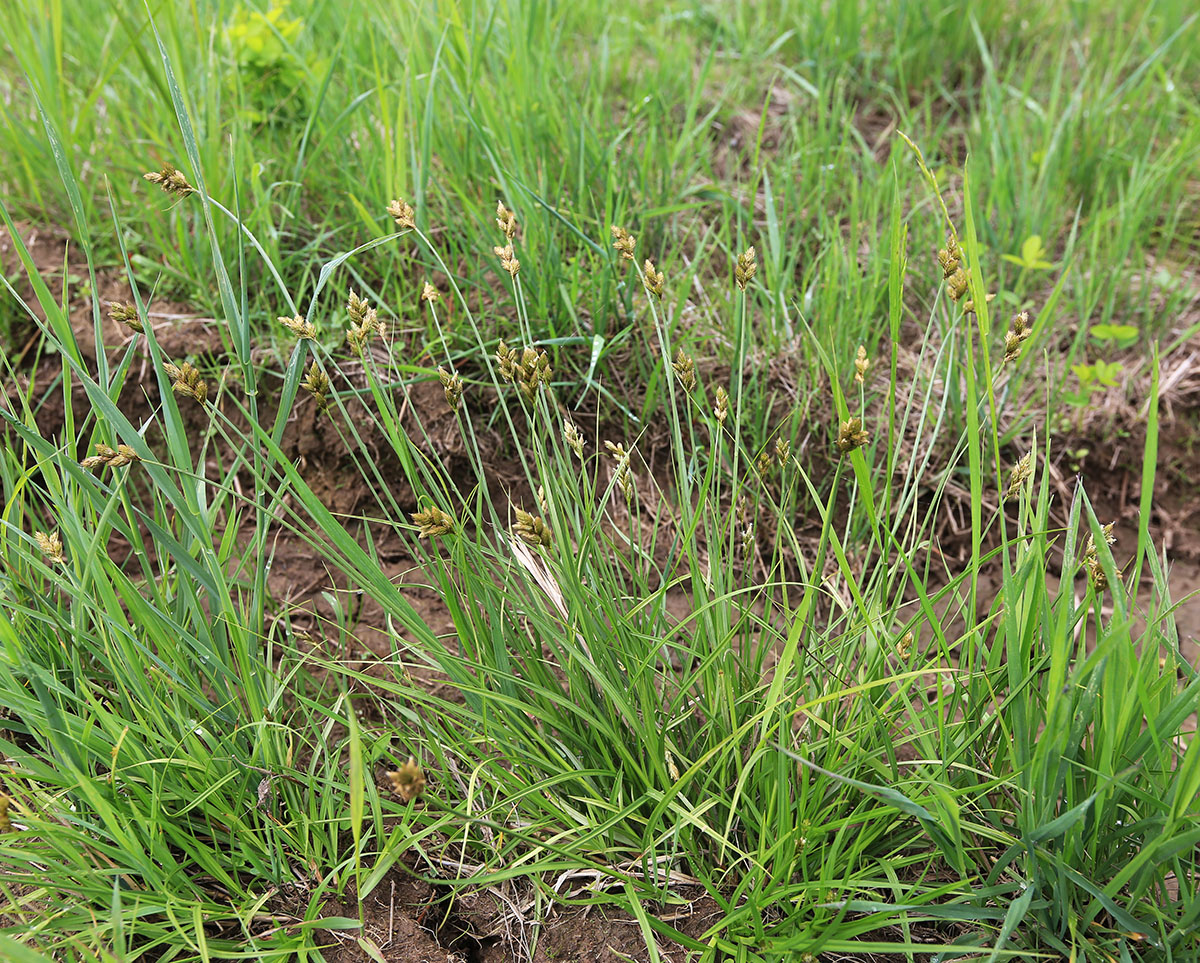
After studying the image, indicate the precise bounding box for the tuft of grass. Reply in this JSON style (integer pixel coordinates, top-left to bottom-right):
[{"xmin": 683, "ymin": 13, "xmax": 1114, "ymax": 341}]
[{"xmin": 1, "ymin": 2, "xmax": 1198, "ymax": 961}]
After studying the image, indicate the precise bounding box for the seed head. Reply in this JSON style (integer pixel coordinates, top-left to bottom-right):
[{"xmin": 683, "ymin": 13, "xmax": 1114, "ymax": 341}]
[
  {"xmin": 605, "ymin": 440, "xmax": 635, "ymax": 503},
  {"xmin": 499, "ymin": 344, "xmax": 552, "ymax": 400},
  {"xmin": 346, "ymin": 291, "xmax": 381, "ymax": 356},
  {"xmin": 853, "ymin": 345, "xmax": 870, "ymax": 384},
  {"xmin": 937, "ymin": 235, "xmax": 961, "ymax": 279},
  {"xmin": 714, "ymin": 386, "xmax": 729, "ymax": 426},
  {"xmin": 421, "ymin": 282, "xmax": 441, "ymax": 304},
  {"xmin": 438, "ymin": 366, "xmax": 464, "ymax": 411},
  {"xmin": 494, "ymin": 243, "xmax": 520, "ymax": 277},
  {"xmin": 387, "ymin": 198, "xmax": 416, "ymax": 230},
  {"xmin": 279, "ymin": 314, "xmax": 316, "ymax": 341},
  {"xmin": 143, "ymin": 164, "xmax": 195, "ymax": 197},
  {"xmin": 946, "ymin": 267, "xmax": 969, "ymax": 302},
  {"xmin": 108, "ymin": 302, "xmax": 143, "ymax": 333},
  {"xmin": 0, "ymin": 794, "xmax": 9, "ymax": 832},
  {"xmin": 643, "ymin": 259, "xmax": 665, "ymax": 299},
  {"xmin": 411, "ymin": 506, "xmax": 455, "ymax": 539},
  {"xmin": 81, "ymin": 443, "xmax": 141, "ymax": 472},
  {"xmin": 563, "ymin": 420, "xmax": 586, "ymax": 460},
  {"xmin": 1083, "ymin": 522, "xmax": 1116, "ymax": 593},
  {"xmin": 1003, "ymin": 311, "xmax": 1034, "ymax": 363},
  {"xmin": 35, "ymin": 530, "xmax": 65, "ymax": 564},
  {"xmin": 165, "ymin": 361, "xmax": 207, "ymax": 404},
  {"xmin": 836, "ymin": 417, "xmax": 869, "ymax": 454},
  {"xmin": 1004, "ymin": 449, "xmax": 1035, "ymax": 500},
  {"xmin": 513, "ymin": 507, "xmax": 552, "ymax": 548},
  {"xmin": 301, "ymin": 361, "xmax": 330, "ymax": 412},
  {"xmin": 611, "ymin": 225, "xmax": 636, "ymax": 261},
  {"xmin": 495, "ymin": 200, "xmax": 518, "ymax": 239},
  {"xmin": 897, "ymin": 631, "xmax": 914, "ymax": 658},
  {"xmin": 496, "ymin": 340, "xmax": 518, "ymax": 382},
  {"xmin": 735, "ymin": 246, "xmax": 757, "ymax": 290},
  {"xmin": 385, "ymin": 757, "xmax": 426, "ymax": 802},
  {"xmin": 774, "ymin": 437, "xmax": 791, "ymax": 466},
  {"xmin": 963, "ymin": 292, "xmax": 996, "ymax": 314},
  {"xmin": 672, "ymin": 349, "xmax": 696, "ymax": 392}
]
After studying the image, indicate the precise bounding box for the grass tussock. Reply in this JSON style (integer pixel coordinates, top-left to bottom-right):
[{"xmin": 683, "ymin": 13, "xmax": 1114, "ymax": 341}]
[{"xmin": 1, "ymin": 2, "xmax": 1199, "ymax": 962}]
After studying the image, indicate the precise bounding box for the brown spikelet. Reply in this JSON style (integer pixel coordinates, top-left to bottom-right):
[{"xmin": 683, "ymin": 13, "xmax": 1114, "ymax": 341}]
[
  {"xmin": 143, "ymin": 164, "xmax": 195, "ymax": 197},
  {"xmin": 385, "ymin": 758, "xmax": 426, "ymax": 802}
]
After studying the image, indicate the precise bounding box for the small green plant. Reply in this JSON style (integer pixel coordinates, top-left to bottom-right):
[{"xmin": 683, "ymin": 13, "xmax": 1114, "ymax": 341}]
[
  {"xmin": 1090, "ymin": 322, "xmax": 1140, "ymax": 349},
  {"xmin": 1065, "ymin": 358, "xmax": 1124, "ymax": 405},
  {"xmin": 1001, "ymin": 233, "xmax": 1055, "ymax": 271}
]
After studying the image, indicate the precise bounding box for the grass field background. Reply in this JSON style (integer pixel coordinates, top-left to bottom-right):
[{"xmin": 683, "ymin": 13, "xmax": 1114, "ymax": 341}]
[{"xmin": 1, "ymin": 0, "xmax": 1198, "ymax": 960}]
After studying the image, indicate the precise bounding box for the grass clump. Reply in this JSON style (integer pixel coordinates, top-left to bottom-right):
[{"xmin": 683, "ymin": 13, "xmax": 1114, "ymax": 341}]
[{"xmin": 1, "ymin": 2, "xmax": 1199, "ymax": 962}]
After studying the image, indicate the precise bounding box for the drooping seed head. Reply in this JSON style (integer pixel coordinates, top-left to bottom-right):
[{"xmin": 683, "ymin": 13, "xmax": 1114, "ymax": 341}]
[
  {"xmin": 108, "ymin": 302, "xmax": 143, "ymax": 333},
  {"xmin": 166, "ymin": 361, "xmax": 207, "ymax": 403},
  {"xmin": 144, "ymin": 164, "xmax": 195, "ymax": 197},
  {"xmin": 774, "ymin": 437, "xmax": 791, "ymax": 466},
  {"xmin": 411, "ymin": 506, "xmax": 455, "ymax": 539},
  {"xmin": 35, "ymin": 530, "xmax": 65, "ymax": 564},
  {"xmin": 387, "ymin": 198, "xmax": 416, "ymax": 230},
  {"xmin": 494, "ymin": 243, "xmax": 520, "ymax": 277},
  {"xmin": 611, "ymin": 225, "xmax": 636, "ymax": 261},
  {"xmin": 513, "ymin": 507, "xmax": 552, "ymax": 548},
  {"xmin": 279, "ymin": 314, "xmax": 316, "ymax": 341}
]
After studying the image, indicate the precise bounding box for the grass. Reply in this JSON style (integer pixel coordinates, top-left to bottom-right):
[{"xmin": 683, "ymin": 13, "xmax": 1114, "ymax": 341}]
[{"xmin": 1, "ymin": 0, "xmax": 1199, "ymax": 961}]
